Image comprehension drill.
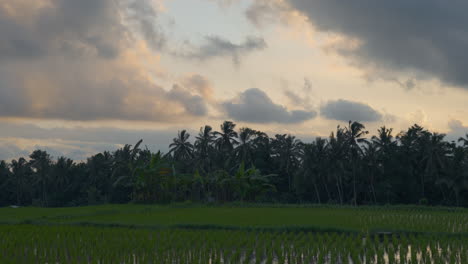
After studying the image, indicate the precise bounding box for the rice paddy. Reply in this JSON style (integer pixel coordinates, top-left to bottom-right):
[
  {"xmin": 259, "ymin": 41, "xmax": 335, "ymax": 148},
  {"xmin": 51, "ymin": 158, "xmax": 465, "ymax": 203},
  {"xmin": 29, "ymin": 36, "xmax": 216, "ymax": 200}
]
[{"xmin": 1, "ymin": 204, "xmax": 467, "ymax": 263}]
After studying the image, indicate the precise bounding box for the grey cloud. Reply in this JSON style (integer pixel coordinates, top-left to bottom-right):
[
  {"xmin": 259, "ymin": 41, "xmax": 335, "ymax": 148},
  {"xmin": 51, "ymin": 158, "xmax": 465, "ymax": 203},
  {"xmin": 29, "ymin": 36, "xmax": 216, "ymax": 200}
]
[
  {"xmin": 182, "ymin": 36, "xmax": 267, "ymax": 65},
  {"xmin": 320, "ymin": 99, "xmax": 382, "ymax": 122},
  {"xmin": 182, "ymin": 74, "xmax": 214, "ymax": 100},
  {"xmin": 258, "ymin": 0, "xmax": 468, "ymax": 88},
  {"xmin": 223, "ymin": 88, "xmax": 317, "ymax": 124},
  {"xmin": 168, "ymin": 85, "xmax": 208, "ymax": 116},
  {"xmin": 0, "ymin": 0, "xmax": 128, "ymax": 60},
  {"xmin": 127, "ymin": 1, "xmax": 166, "ymax": 50},
  {"xmin": 0, "ymin": 62, "xmax": 210, "ymax": 121},
  {"xmin": 446, "ymin": 119, "xmax": 468, "ymax": 143},
  {"xmin": 0, "ymin": 0, "xmax": 165, "ymax": 60},
  {"xmin": 0, "ymin": 0, "xmax": 211, "ymax": 122}
]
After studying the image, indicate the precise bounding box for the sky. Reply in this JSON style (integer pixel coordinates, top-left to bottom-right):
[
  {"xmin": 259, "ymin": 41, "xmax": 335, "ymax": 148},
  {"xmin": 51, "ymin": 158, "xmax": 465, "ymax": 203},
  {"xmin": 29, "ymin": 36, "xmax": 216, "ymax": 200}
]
[{"xmin": 1, "ymin": 0, "xmax": 468, "ymax": 160}]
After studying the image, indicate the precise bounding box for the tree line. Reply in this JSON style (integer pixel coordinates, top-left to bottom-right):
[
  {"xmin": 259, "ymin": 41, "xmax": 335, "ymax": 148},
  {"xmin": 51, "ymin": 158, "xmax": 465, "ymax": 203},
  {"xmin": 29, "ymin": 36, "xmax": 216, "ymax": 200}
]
[{"xmin": 1, "ymin": 121, "xmax": 468, "ymax": 207}]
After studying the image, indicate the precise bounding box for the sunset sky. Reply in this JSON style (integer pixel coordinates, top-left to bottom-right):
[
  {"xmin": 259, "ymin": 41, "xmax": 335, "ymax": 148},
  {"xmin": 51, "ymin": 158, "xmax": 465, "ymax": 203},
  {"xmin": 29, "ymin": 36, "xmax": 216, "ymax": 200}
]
[{"xmin": 1, "ymin": 0, "xmax": 468, "ymax": 160}]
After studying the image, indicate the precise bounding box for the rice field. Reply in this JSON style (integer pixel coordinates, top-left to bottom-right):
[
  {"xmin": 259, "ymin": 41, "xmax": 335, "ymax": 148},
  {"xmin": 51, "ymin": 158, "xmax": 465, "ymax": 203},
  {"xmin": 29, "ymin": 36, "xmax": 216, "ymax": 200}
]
[{"xmin": 1, "ymin": 204, "xmax": 467, "ymax": 263}]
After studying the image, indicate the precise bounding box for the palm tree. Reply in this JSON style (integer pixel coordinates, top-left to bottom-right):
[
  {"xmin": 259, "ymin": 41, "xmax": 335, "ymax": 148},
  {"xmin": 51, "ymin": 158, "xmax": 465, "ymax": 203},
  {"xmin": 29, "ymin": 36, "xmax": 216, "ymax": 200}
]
[
  {"xmin": 298, "ymin": 140, "xmax": 327, "ymax": 203},
  {"xmin": 372, "ymin": 127, "xmax": 396, "ymax": 152},
  {"xmin": 421, "ymin": 132, "xmax": 450, "ymax": 202},
  {"xmin": 169, "ymin": 130, "xmax": 194, "ymax": 162},
  {"xmin": 362, "ymin": 141, "xmax": 380, "ymax": 204},
  {"xmin": 87, "ymin": 151, "xmax": 113, "ymax": 203},
  {"xmin": 29, "ymin": 150, "xmax": 52, "ymax": 207},
  {"xmin": 271, "ymin": 134, "xmax": 303, "ymax": 193},
  {"xmin": 328, "ymin": 127, "xmax": 347, "ymax": 204},
  {"xmin": 213, "ymin": 121, "xmax": 239, "ymax": 168},
  {"xmin": 48, "ymin": 157, "xmax": 75, "ymax": 206},
  {"xmin": 9, "ymin": 158, "xmax": 30, "ymax": 206},
  {"xmin": 344, "ymin": 121, "xmax": 368, "ymax": 206},
  {"xmin": 194, "ymin": 125, "xmax": 215, "ymax": 173},
  {"xmin": 234, "ymin": 128, "xmax": 263, "ymax": 166},
  {"xmin": 0, "ymin": 161, "xmax": 11, "ymax": 205},
  {"xmin": 442, "ymin": 143, "xmax": 468, "ymax": 206},
  {"xmin": 397, "ymin": 125, "xmax": 430, "ymax": 202},
  {"xmin": 112, "ymin": 139, "xmax": 143, "ymax": 202},
  {"xmin": 214, "ymin": 121, "xmax": 239, "ymax": 151}
]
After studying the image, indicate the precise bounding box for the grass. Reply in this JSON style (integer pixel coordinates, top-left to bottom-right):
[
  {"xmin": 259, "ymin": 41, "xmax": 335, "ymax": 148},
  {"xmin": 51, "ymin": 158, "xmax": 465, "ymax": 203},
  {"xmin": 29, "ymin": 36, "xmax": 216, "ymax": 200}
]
[
  {"xmin": 1, "ymin": 224, "xmax": 467, "ymax": 263},
  {"xmin": 1, "ymin": 203, "xmax": 468, "ymax": 234},
  {"xmin": 2, "ymin": 204, "xmax": 468, "ymax": 263}
]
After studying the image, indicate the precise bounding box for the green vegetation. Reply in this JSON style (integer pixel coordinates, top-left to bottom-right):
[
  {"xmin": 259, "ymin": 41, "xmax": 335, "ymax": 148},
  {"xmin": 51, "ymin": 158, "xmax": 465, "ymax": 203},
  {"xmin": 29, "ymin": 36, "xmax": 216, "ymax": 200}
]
[
  {"xmin": 1, "ymin": 121, "xmax": 468, "ymax": 208},
  {"xmin": 2, "ymin": 120, "xmax": 468, "ymax": 262},
  {"xmin": 1, "ymin": 205, "xmax": 468, "ymax": 263},
  {"xmin": 2, "ymin": 225, "xmax": 468, "ymax": 264},
  {"xmin": 1, "ymin": 204, "xmax": 468, "ymax": 234}
]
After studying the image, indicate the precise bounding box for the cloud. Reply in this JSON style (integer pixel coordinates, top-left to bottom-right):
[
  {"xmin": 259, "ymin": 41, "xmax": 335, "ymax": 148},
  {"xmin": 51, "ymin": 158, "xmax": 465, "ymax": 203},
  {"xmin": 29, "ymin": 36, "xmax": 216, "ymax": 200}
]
[
  {"xmin": 223, "ymin": 88, "xmax": 317, "ymax": 124},
  {"xmin": 320, "ymin": 99, "xmax": 383, "ymax": 122},
  {"xmin": 0, "ymin": 0, "xmax": 152, "ymax": 60},
  {"xmin": 181, "ymin": 74, "xmax": 215, "ymax": 101},
  {"xmin": 180, "ymin": 35, "xmax": 267, "ymax": 65},
  {"xmin": 0, "ymin": 0, "xmax": 214, "ymax": 122},
  {"xmin": 0, "ymin": 62, "xmax": 209, "ymax": 121},
  {"xmin": 126, "ymin": 0, "xmax": 166, "ymax": 51},
  {"xmin": 283, "ymin": 78, "xmax": 314, "ymax": 109},
  {"xmin": 167, "ymin": 85, "xmax": 207, "ymax": 116},
  {"xmin": 446, "ymin": 119, "xmax": 468, "ymax": 142},
  {"xmin": 280, "ymin": 0, "xmax": 468, "ymax": 88}
]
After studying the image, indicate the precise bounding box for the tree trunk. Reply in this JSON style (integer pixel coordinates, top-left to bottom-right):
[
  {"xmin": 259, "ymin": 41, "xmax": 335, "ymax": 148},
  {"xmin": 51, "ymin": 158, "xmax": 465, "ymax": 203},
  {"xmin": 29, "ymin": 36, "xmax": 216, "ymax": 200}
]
[
  {"xmin": 322, "ymin": 174, "xmax": 332, "ymax": 202},
  {"xmin": 313, "ymin": 182, "xmax": 321, "ymax": 204}
]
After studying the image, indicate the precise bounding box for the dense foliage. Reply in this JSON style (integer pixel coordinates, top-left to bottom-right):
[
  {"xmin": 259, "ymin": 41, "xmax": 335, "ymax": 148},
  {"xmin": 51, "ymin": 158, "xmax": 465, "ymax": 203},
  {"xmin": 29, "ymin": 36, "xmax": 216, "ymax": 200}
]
[{"xmin": 1, "ymin": 121, "xmax": 468, "ymax": 207}]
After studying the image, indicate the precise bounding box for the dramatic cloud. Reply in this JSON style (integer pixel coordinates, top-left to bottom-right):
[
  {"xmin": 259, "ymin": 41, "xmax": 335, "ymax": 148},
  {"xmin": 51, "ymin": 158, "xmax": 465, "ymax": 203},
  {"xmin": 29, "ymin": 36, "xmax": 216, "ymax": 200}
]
[
  {"xmin": 180, "ymin": 35, "xmax": 267, "ymax": 65},
  {"xmin": 0, "ymin": 0, "xmax": 213, "ymax": 122},
  {"xmin": 280, "ymin": 0, "xmax": 468, "ymax": 88},
  {"xmin": 223, "ymin": 88, "xmax": 317, "ymax": 124},
  {"xmin": 0, "ymin": 0, "xmax": 162, "ymax": 60},
  {"xmin": 320, "ymin": 99, "xmax": 382, "ymax": 122},
  {"xmin": 0, "ymin": 62, "xmax": 210, "ymax": 121}
]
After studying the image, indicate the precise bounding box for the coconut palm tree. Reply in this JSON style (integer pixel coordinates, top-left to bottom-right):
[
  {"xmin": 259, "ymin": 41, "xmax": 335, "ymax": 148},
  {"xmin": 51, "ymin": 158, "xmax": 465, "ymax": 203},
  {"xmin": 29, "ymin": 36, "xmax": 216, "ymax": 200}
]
[
  {"xmin": 344, "ymin": 121, "xmax": 368, "ymax": 206},
  {"xmin": 169, "ymin": 130, "xmax": 194, "ymax": 162},
  {"xmin": 214, "ymin": 121, "xmax": 239, "ymax": 152},
  {"xmin": 29, "ymin": 150, "xmax": 52, "ymax": 206},
  {"xmin": 9, "ymin": 158, "xmax": 31, "ymax": 206},
  {"xmin": 112, "ymin": 139, "xmax": 143, "ymax": 202},
  {"xmin": 234, "ymin": 127, "xmax": 263, "ymax": 166},
  {"xmin": 328, "ymin": 127, "xmax": 347, "ymax": 204},
  {"xmin": 0, "ymin": 161, "xmax": 11, "ymax": 205},
  {"xmin": 213, "ymin": 121, "xmax": 239, "ymax": 169},
  {"xmin": 271, "ymin": 134, "xmax": 303, "ymax": 193},
  {"xmin": 397, "ymin": 125, "xmax": 429, "ymax": 202},
  {"xmin": 194, "ymin": 125, "xmax": 215, "ymax": 173},
  {"xmin": 420, "ymin": 132, "xmax": 450, "ymax": 202}
]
